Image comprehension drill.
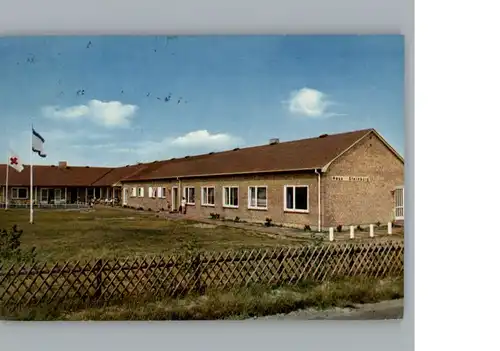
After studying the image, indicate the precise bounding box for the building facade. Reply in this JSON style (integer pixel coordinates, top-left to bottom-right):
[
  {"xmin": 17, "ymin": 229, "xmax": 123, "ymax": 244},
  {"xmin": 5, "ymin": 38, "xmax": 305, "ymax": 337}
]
[{"xmin": 121, "ymin": 128, "xmax": 405, "ymax": 229}]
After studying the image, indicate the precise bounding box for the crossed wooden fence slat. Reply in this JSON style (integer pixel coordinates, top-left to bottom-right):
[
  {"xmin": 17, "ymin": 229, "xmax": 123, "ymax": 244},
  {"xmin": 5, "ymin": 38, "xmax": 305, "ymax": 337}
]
[{"xmin": 0, "ymin": 240, "xmax": 404, "ymax": 307}]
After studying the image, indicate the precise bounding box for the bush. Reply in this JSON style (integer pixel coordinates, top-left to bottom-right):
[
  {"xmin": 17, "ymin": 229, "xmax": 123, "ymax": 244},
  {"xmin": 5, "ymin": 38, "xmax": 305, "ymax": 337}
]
[
  {"xmin": 356, "ymin": 225, "xmax": 363, "ymax": 232},
  {"xmin": 264, "ymin": 218, "xmax": 273, "ymax": 227},
  {"xmin": 336, "ymin": 224, "xmax": 343, "ymax": 233},
  {"xmin": 234, "ymin": 217, "xmax": 240, "ymax": 223},
  {"xmin": 304, "ymin": 225, "xmax": 311, "ymax": 232},
  {"xmin": 0, "ymin": 225, "xmax": 37, "ymax": 263}
]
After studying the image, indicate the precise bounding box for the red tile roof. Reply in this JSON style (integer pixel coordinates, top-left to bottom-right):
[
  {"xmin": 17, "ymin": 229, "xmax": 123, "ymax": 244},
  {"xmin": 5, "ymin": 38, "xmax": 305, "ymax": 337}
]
[
  {"xmin": 90, "ymin": 163, "xmax": 150, "ymax": 187},
  {"xmin": 0, "ymin": 165, "xmax": 113, "ymax": 187},
  {"xmin": 123, "ymin": 129, "xmax": 383, "ymax": 181},
  {"xmin": 0, "ymin": 128, "xmax": 402, "ymax": 187}
]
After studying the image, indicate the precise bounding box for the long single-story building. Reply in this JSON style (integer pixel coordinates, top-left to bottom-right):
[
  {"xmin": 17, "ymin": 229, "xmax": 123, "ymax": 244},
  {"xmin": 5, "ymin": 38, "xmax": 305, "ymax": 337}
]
[
  {"xmin": 0, "ymin": 161, "xmax": 145, "ymax": 207},
  {"xmin": 120, "ymin": 128, "xmax": 405, "ymax": 230}
]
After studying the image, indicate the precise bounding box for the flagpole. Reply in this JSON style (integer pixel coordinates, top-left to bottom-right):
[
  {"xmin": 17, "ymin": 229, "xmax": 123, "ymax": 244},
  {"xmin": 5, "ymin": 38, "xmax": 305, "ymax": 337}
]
[
  {"xmin": 30, "ymin": 124, "xmax": 33, "ymax": 224},
  {"xmin": 5, "ymin": 153, "xmax": 8, "ymax": 210}
]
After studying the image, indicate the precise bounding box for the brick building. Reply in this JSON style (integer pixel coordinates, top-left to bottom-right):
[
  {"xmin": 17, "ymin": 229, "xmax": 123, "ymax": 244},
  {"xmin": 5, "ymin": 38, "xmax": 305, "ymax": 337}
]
[{"xmin": 120, "ymin": 128, "xmax": 405, "ymax": 230}]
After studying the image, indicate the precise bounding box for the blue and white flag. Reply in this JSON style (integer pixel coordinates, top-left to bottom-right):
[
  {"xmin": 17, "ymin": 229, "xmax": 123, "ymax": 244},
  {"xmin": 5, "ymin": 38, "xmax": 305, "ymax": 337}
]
[{"xmin": 32, "ymin": 128, "xmax": 47, "ymax": 158}]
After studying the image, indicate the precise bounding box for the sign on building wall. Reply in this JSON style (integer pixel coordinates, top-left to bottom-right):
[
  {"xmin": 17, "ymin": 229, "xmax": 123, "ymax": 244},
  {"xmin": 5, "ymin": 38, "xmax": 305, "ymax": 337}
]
[{"xmin": 332, "ymin": 176, "xmax": 370, "ymax": 182}]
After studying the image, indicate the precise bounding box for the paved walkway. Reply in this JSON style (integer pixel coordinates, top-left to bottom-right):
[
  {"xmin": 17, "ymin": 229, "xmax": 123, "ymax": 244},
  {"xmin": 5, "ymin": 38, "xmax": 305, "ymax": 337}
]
[
  {"xmin": 159, "ymin": 211, "xmax": 403, "ymax": 242},
  {"xmin": 102, "ymin": 206, "xmax": 403, "ymax": 242}
]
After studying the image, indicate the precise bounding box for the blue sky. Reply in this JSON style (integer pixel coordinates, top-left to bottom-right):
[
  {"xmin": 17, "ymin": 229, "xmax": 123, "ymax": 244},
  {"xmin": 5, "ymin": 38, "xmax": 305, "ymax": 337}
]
[{"xmin": 0, "ymin": 35, "xmax": 405, "ymax": 167}]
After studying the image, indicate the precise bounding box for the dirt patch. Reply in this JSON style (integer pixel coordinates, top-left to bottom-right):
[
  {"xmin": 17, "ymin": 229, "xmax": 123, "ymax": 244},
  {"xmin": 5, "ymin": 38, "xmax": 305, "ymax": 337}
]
[{"xmin": 191, "ymin": 223, "xmax": 218, "ymax": 229}]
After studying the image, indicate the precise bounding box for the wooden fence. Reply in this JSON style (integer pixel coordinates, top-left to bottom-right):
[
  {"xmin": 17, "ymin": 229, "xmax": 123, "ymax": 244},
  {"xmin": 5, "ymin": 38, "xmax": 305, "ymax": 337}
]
[{"xmin": 0, "ymin": 240, "xmax": 404, "ymax": 307}]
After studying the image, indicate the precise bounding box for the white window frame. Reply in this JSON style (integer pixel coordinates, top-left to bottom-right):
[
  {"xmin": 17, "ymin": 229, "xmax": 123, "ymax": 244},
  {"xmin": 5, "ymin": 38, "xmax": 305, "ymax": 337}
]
[
  {"xmin": 394, "ymin": 186, "xmax": 404, "ymax": 220},
  {"xmin": 157, "ymin": 186, "xmax": 163, "ymax": 198},
  {"xmin": 201, "ymin": 186, "xmax": 216, "ymax": 207},
  {"xmin": 222, "ymin": 186, "xmax": 239, "ymax": 208},
  {"xmin": 183, "ymin": 186, "xmax": 196, "ymax": 205},
  {"xmin": 11, "ymin": 187, "xmax": 28, "ymax": 199},
  {"xmin": 248, "ymin": 185, "xmax": 268, "ymax": 210},
  {"xmin": 138, "ymin": 187, "xmax": 144, "ymax": 198},
  {"xmin": 148, "ymin": 187, "xmax": 154, "ymax": 198},
  {"xmin": 131, "ymin": 187, "xmax": 137, "ymax": 197},
  {"xmin": 160, "ymin": 187, "xmax": 167, "ymax": 198},
  {"xmin": 283, "ymin": 185, "xmax": 309, "ymax": 213}
]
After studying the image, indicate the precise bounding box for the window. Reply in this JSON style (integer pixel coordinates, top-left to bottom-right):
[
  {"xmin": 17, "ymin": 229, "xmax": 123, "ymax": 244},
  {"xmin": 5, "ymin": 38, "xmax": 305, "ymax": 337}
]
[
  {"xmin": 284, "ymin": 185, "xmax": 309, "ymax": 212},
  {"xmin": 394, "ymin": 186, "xmax": 404, "ymax": 220},
  {"xmin": 138, "ymin": 187, "xmax": 144, "ymax": 197},
  {"xmin": 131, "ymin": 187, "xmax": 137, "ymax": 197},
  {"xmin": 149, "ymin": 187, "xmax": 159, "ymax": 198},
  {"xmin": 201, "ymin": 186, "xmax": 215, "ymax": 206},
  {"xmin": 183, "ymin": 186, "xmax": 195, "ymax": 205},
  {"xmin": 248, "ymin": 186, "xmax": 267, "ymax": 209},
  {"xmin": 161, "ymin": 187, "xmax": 167, "ymax": 198},
  {"xmin": 12, "ymin": 187, "xmax": 28, "ymax": 199},
  {"xmin": 156, "ymin": 187, "xmax": 164, "ymax": 198},
  {"xmin": 223, "ymin": 186, "xmax": 239, "ymax": 208},
  {"xmin": 55, "ymin": 189, "xmax": 62, "ymax": 200}
]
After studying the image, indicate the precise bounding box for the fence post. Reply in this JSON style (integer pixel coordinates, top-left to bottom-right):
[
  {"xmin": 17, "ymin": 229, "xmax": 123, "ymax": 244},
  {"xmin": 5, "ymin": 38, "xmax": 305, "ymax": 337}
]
[
  {"xmin": 349, "ymin": 225, "xmax": 355, "ymax": 239},
  {"xmin": 388, "ymin": 222, "xmax": 392, "ymax": 235},
  {"xmin": 369, "ymin": 224, "xmax": 374, "ymax": 238},
  {"xmin": 94, "ymin": 259, "xmax": 103, "ymax": 300},
  {"xmin": 329, "ymin": 227, "xmax": 334, "ymax": 242}
]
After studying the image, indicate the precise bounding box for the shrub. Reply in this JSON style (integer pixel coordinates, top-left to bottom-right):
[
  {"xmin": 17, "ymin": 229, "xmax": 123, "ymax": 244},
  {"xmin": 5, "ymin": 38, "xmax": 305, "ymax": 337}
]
[
  {"xmin": 147, "ymin": 208, "xmax": 152, "ymax": 212},
  {"xmin": 356, "ymin": 225, "xmax": 363, "ymax": 232},
  {"xmin": 264, "ymin": 218, "xmax": 273, "ymax": 227},
  {"xmin": 0, "ymin": 225, "xmax": 37, "ymax": 263},
  {"xmin": 376, "ymin": 221, "xmax": 381, "ymax": 228},
  {"xmin": 234, "ymin": 217, "xmax": 240, "ymax": 223},
  {"xmin": 336, "ymin": 224, "xmax": 343, "ymax": 233},
  {"xmin": 304, "ymin": 225, "xmax": 311, "ymax": 232},
  {"xmin": 209, "ymin": 213, "xmax": 221, "ymax": 220}
]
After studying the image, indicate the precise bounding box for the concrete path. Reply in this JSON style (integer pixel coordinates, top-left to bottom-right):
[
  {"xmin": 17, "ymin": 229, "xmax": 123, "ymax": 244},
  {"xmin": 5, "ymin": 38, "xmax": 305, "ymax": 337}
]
[{"xmin": 253, "ymin": 299, "xmax": 404, "ymax": 320}]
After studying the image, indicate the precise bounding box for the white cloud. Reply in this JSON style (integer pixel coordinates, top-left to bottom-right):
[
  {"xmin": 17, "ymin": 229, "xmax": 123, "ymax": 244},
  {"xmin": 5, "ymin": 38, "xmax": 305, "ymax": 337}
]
[
  {"xmin": 111, "ymin": 130, "xmax": 244, "ymax": 158},
  {"xmin": 42, "ymin": 99, "xmax": 138, "ymax": 128},
  {"xmin": 170, "ymin": 130, "xmax": 241, "ymax": 148},
  {"xmin": 286, "ymin": 87, "xmax": 344, "ymax": 118}
]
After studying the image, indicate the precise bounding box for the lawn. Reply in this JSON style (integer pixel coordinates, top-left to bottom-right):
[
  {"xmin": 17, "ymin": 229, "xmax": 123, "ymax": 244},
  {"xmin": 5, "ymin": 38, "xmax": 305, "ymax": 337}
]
[{"xmin": 0, "ymin": 207, "xmax": 303, "ymax": 262}]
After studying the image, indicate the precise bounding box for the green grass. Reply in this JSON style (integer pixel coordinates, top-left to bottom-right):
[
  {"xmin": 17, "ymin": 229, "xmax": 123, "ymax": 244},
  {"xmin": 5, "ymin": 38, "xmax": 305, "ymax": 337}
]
[
  {"xmin": 1, "ymin": 277, "xmax": 404, "ymax": 321},
  {"xmin": 0, "ymin": 207, "xmax": 304, "ymax": 262}
]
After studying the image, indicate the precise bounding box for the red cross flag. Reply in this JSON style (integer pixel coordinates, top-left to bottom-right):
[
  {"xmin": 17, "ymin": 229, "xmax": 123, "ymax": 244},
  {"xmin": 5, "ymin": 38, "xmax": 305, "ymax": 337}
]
[{"xmin": 8, "ymin": 151, "xmax": 24, "ymax": 173}]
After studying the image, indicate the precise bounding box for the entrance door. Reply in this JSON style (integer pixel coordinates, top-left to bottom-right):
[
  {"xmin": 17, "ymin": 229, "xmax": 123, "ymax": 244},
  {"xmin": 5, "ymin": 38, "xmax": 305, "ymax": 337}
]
[
  {"xmin": 172, "ymin": 186, "xmax": 179, "ymax": 212},
  {"xmin": 41, "ymin": 188, "xmax": 49, "ymax": 204},
  {"xmin": 123, "ymin": 188, "xmax": 128, "ymax": 205}
]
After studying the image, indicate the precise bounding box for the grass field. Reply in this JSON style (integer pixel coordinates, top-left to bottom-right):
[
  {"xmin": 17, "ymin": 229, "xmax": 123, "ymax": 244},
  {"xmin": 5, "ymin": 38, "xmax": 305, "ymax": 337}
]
[
  {"xmin": 2, "ymin": 277, "xmax": 404, "ymax": 321},
  {"xmin": 0, "ymin": 207, "xmax": 304, "ymax": 262}
]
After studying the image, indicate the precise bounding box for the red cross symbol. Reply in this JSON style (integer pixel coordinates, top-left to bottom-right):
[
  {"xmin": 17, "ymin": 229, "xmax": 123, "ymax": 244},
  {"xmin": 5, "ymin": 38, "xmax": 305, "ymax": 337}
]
[{"xmin": 9, "ymin": 157, "xmax": 18, "ymax": 165}]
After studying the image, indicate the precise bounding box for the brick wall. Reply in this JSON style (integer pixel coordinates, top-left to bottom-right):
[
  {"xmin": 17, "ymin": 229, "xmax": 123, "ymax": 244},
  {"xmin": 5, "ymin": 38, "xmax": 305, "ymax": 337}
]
[
  {"xmin": 122, "ymin": 172, "xmax": 320, "ymax": 229},
  {"xmin": 323, "ymin": 133, "xmax": 404, "ymax": 227}
]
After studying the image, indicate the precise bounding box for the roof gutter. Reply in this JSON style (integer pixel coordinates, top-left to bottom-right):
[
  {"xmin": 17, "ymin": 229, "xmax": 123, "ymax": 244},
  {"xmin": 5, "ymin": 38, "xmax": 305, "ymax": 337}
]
[{"xmin": 121, "ymin": 167, "xmax": 322, "ymax": 183}]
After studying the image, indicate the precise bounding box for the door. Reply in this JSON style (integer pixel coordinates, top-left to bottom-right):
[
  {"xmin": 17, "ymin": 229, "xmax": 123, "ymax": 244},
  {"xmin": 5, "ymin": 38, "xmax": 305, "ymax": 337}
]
[
  {"xmin": 41, "ymin": 188, "xmax": 49, "ymax": 204},
  {"xmin": 394, "ymin": 186, "xmax": 404, "ymax": 220},
  {"xmin": 172, "ymin": 186, "xmax": 179, "ymax": 211},
  {"xmin": 123, "ymin": 188, "xmax": 128, "ymax": 205}
]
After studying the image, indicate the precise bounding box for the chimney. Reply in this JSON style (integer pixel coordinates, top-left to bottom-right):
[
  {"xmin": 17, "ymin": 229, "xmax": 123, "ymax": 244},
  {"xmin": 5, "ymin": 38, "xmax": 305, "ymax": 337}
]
[
  {"xmin": 269, "ymin": 138, "xmax": 280, "ymax": 145},
  {"xmin": 58, "ymin": 161, "xmax": 67, "ymax": 169}
]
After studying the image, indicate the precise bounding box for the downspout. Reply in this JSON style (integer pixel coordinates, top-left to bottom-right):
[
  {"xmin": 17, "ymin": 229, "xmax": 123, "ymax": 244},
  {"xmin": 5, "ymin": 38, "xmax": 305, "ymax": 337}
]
[
  {"xmin": 177, "ymin": 177, "xmax": 181, "ymax": 211},
  {"xmin": 314, "ymin": 169, "xmax": 321, "ymax": 232}
]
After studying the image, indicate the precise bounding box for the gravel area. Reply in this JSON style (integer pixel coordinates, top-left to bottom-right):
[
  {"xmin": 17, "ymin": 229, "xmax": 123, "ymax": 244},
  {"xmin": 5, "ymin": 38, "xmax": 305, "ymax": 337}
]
[{"xmin": 251, "ymin": 299, "xmax": 404, "ymax": 320}]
